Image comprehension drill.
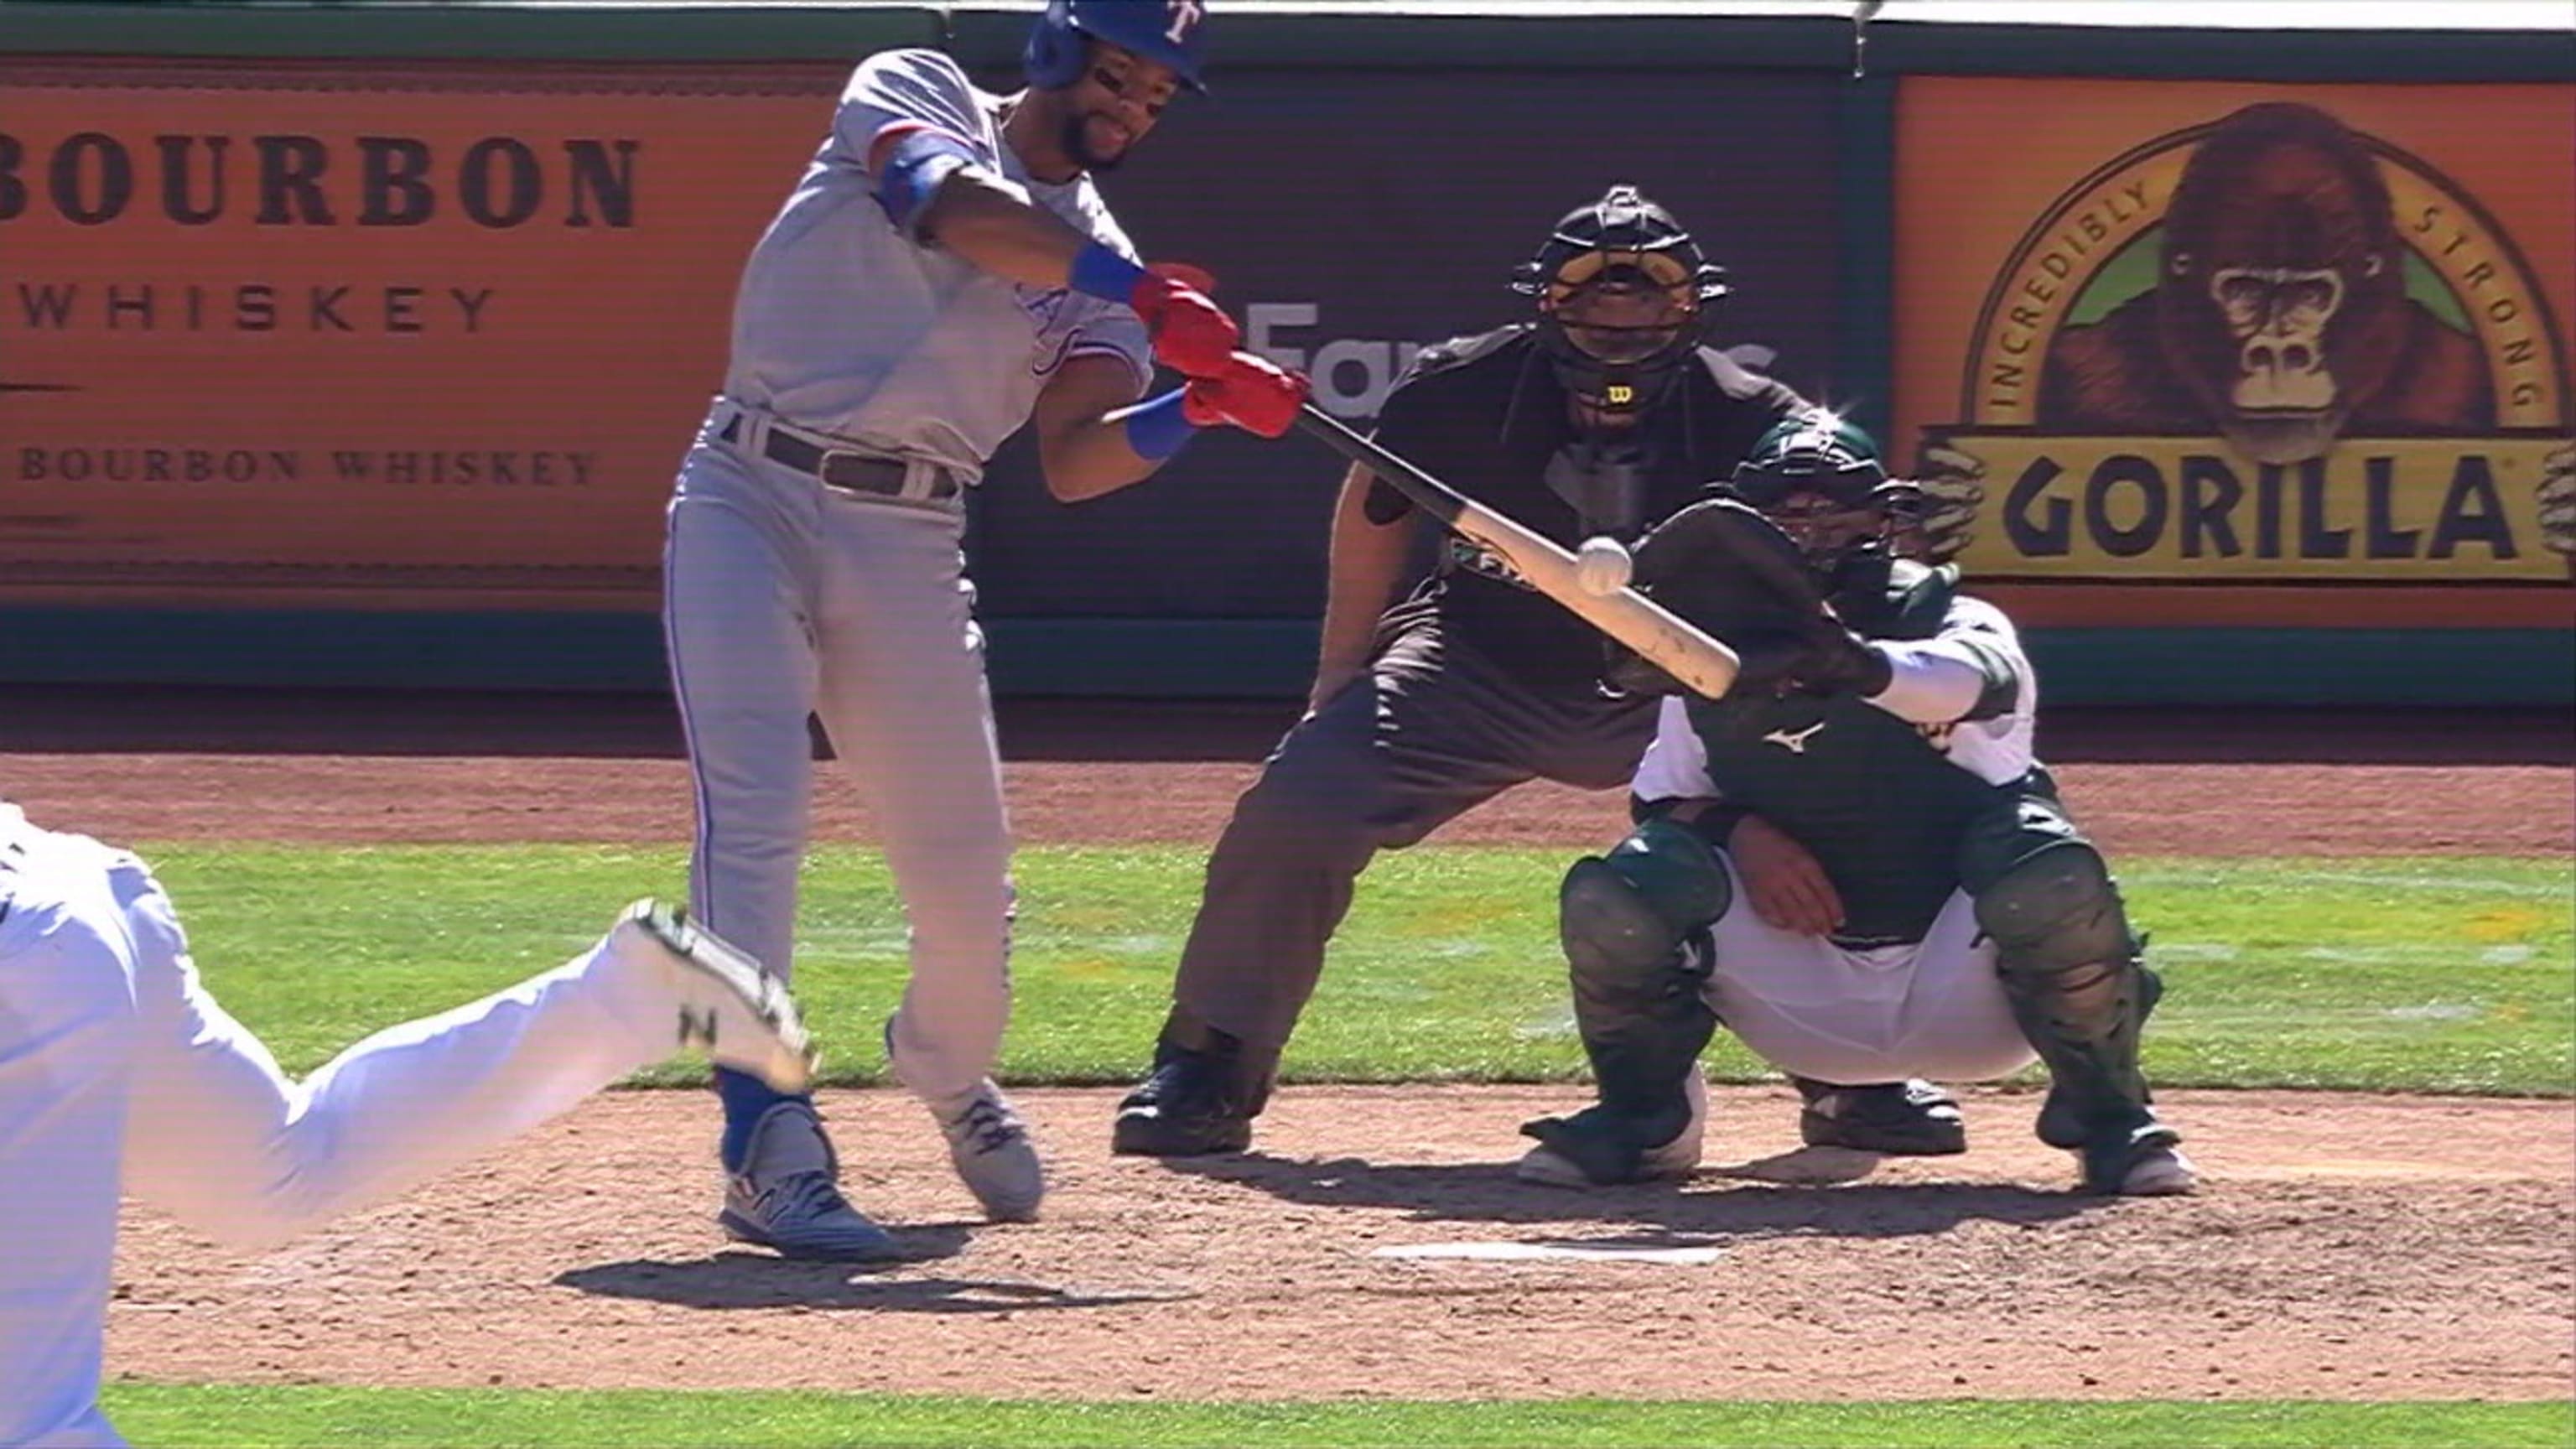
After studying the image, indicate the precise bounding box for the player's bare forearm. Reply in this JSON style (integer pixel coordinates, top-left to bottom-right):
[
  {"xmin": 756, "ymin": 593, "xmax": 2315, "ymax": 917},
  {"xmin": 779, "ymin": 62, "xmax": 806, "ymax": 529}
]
[
  {"xmin": 916, "ymin": 171, "xmax": 1095, "ymax": 291},
  {"xmin": 1034, "ymin": 355, "xmax": 1162, "ymax": 502},
  {"xmin": 1310, "ymin": 462, "xmax": 1414, "ymax": 709}
]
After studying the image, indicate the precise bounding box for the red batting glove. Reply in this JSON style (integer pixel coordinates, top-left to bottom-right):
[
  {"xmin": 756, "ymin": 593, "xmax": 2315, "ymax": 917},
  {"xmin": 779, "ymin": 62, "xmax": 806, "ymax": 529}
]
[
  {"xmin": 1149, "ymin": 262, "xmax": 1218, "ymax": 294},
  {"xmin": 1182, "ymin": 351, "xmax": 1311, "ymax": 439},
  {"xmin": 1131, "ymin": 266, "xmax": 1239, "ymax": 379}
]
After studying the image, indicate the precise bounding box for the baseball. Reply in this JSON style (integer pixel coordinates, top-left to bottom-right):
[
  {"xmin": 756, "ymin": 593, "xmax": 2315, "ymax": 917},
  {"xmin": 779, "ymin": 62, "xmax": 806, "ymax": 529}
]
[{"xmin": 1573, "ymin": 535, "xmax": 1633, "ymax": 595}]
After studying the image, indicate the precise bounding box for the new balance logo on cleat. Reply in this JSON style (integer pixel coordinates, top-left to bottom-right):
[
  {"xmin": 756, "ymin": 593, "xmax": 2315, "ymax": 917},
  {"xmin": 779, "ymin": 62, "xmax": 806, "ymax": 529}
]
[{"xmin": 1763, "ymin": 720, "xmax": 1827, "ymax": 754}]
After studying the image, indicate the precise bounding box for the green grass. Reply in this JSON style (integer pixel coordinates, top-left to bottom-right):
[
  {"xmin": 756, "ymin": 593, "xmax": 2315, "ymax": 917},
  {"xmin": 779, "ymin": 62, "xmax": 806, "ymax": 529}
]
[
  {"xmin": 143, "ymin": 845, "xmax": 2573, "ymax": 1096},
  {"xmin": 92, "ymin": 1386, "xmax": 2576, "ymax": 1449}
]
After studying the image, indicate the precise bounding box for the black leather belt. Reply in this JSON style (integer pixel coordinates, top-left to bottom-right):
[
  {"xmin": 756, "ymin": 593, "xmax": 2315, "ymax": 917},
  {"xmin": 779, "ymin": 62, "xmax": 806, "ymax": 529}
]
[{"xmin": 717, "ymin": 413, "xmax": 958, "ymax": 503}]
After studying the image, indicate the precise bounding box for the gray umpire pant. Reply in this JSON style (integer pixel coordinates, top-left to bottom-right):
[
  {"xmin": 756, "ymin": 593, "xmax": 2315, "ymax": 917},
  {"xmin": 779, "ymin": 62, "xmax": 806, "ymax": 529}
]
[{"xmin": 1169, "ymin": 615, "xmax": 1657, "ymax": 1083}]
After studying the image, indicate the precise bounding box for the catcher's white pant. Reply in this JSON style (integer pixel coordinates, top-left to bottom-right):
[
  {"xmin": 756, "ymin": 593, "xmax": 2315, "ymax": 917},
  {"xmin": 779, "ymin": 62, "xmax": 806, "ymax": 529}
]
[
  {"xmin": 662, "ymin": 415, "xmax": 1014, "ymax": 1103},
  {"xmin": 0, "ymin": 818, "xmax": 716, "ymax": 1449},
  {"xmin": 1701, "ymin": 862, "xmax": 2036, "ymax": 1087}
]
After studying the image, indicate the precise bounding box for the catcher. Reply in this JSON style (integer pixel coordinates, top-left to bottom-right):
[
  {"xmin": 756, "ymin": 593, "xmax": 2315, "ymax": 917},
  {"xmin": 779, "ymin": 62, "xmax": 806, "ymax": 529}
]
[{"xmin": 1514, "ymin": 413, "xmax": 2197, "ymax": 1197}]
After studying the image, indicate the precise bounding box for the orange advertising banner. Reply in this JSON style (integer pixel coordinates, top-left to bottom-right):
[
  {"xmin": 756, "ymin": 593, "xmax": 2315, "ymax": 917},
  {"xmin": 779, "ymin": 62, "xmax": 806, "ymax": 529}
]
[
  {"xmin": 0, "ymin": 58, "xmax": 844, "ymax": 610},
  {"xmin": 1892, "ymin": 78, "xmax": 2576, "ymax": 628}
]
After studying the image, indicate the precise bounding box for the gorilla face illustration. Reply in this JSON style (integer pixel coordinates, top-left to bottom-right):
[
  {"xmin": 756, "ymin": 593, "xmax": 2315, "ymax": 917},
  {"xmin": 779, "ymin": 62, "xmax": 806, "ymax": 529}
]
[
  {"xmin": 2035, "ymin": 102, "xmax": 2492, "ymax": 463},
  {"xmin": 2155, "ymin": 103, "xmax": 2412, "ymax": 465}
]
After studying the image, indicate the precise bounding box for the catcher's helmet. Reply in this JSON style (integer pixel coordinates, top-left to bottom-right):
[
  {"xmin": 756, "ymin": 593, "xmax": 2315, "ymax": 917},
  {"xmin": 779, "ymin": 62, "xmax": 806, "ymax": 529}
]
[
  {"xmin": 1511, "ymin": 184, "xmax": 1729, "ymax": 418},
  {"xmin": 1730, "ymin": 413, "xmax": 1889, "ymax": 508},
  {"xmin": 1727, "ymin": 413, "xmax": 1916, "ymax": 579},
  {"xmin": 1026, "ymin": 0, "xmax": 1211, "ymax": 94}
]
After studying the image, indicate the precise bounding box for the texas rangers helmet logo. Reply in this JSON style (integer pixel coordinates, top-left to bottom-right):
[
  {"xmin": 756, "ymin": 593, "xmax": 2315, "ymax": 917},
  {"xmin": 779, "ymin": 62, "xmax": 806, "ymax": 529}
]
[{"xmin": 1166, "ymin": 0, "xmax": 1204, "ymax": 44}]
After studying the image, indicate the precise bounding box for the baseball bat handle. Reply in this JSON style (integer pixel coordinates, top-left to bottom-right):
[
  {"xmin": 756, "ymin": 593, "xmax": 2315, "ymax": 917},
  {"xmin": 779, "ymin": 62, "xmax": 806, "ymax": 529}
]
[{"xmin": 1291, "ymin": 402, "xmax": 1467, "ymax": 527}]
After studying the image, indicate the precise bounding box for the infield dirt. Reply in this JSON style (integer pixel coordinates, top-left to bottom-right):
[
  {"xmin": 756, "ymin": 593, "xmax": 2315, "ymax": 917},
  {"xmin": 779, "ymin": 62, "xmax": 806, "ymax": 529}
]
[{"xmin": 3, "ymin": 688, "xmax": 2564, "ymax": 1403}]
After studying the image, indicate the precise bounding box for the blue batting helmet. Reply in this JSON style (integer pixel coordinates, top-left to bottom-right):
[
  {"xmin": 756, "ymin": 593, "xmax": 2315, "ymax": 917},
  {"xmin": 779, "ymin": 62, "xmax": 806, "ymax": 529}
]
[{"xmin": 1025, "ymin": 0, "xmax": 1210, "ymax": 94}]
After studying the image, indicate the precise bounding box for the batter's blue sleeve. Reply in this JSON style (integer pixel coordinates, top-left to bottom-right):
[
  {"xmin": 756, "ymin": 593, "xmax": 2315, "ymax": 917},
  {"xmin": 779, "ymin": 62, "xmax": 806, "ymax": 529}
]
[{"xmin": 870, "ymin": 125, "xmax": 979, "ymax": 236}]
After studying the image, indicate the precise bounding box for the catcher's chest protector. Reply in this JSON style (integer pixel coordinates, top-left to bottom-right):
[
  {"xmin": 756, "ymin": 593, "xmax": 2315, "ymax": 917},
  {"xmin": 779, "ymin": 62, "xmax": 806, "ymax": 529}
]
[{"xmin": 1686, "ymin": 688, "xmax": 2001, "ymax": 945}]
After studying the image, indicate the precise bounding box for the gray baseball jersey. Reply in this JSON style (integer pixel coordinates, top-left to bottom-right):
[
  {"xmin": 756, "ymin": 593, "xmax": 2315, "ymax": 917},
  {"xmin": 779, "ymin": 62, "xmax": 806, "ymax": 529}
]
[
  {"xmin": 667, "ymin": 47, "xmax": 1157, "ymax": 1121},
  {"xmin": 723, "ymin": 48, "xmax": 1152, "ymax": 478}
]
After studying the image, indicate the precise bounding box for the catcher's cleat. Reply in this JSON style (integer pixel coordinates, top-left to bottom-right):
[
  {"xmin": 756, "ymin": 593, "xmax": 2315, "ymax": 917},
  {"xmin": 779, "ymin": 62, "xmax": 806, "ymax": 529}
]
[
  {"xmin": 897, "ymin": 1021, "xmax": 1046, "ymax": 1223},
  {"xmin": 1794, "ymin": 1077, "xmax": 1968, "ymax": 1156},
  {"xmin": 1110, "ymin": 1029, "xmax": 1258, "ymax": 1157},
  {"xmin": 1515, "ymin": 1070, "xmax": 1706, "ymax": 1188},
  {"xmin": 719, "ymin": 1100, "xmax": 901, "ymax": 1260},
  {"xmin": 2077, "ymin": 1114, "xmax": 2199, "ymax": 1197},
  {"xmin": 623, "ymin": 900, "xmax": 816, "ymax": 1094}
]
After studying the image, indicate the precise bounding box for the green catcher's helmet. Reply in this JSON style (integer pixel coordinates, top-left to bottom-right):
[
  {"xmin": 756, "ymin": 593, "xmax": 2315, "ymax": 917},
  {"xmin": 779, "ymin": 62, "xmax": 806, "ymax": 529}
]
[
  {"xmin": 1723, "ymin": 412, "xmax": 1922, "ymax": 577},
  {"xmin": 1728, "ymin": 412, "xmax": 1889, "ymax": 509}
]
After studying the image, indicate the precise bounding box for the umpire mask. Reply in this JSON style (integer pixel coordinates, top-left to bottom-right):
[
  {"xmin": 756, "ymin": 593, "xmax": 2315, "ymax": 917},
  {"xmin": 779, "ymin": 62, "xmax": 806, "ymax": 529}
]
[{"xmin": 1513, "ymin": 184, "xmax": 1729, "ymax": 418}]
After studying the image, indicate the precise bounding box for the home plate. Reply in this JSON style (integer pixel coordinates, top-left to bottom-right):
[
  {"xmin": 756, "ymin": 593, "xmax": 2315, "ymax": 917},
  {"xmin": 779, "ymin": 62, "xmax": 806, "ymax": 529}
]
[{"xmin": 1369, "ymin": 1240, "xmax": 1724, "ymax": 1265}]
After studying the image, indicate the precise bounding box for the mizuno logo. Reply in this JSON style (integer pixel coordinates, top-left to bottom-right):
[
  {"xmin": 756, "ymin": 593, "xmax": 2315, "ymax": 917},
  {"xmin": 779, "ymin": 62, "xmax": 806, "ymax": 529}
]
[{"xmin": 1763, "ymin": 721, "xmax": 1827, "ymax": 754}]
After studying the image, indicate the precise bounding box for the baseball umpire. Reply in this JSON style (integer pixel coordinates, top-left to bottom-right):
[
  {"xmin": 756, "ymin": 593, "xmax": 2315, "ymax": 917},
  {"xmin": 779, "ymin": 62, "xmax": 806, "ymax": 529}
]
[
  {"xmin": 1111, "ymin": 184, "xmax": 1969, "ymax": 1161},
  {"xmin": 1514, "ymin": 414, "xmax": 2197, "ymax": 1197}
]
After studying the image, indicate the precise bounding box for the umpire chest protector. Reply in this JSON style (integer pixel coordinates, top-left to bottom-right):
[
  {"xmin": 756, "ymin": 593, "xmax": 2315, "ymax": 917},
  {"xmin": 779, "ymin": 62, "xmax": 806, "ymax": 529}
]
[{"xmin": 1364, "ymin": 328, "xmax": 1806, "ymax": 693}]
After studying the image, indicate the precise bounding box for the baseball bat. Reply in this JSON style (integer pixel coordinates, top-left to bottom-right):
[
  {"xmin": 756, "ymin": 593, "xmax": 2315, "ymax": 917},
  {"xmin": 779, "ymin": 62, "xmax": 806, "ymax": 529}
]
[{"xmin": 1291, "ymin": 402, "xmax": 1742, "ymax": 699}]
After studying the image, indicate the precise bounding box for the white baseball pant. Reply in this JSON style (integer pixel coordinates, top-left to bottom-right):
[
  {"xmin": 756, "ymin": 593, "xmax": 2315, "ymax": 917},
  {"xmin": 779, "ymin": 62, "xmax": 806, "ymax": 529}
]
[
  {"xmin": 1701, "ymin": 865, "xmax": 2038, "ymax": 1087},
  {"xmin": 0, "ymin": 821, "xmax": 714, "ymax": 1449}
]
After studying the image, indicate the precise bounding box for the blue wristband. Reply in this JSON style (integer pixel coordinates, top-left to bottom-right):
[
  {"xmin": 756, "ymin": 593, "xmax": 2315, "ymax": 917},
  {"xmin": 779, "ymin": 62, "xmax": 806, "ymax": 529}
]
[
  {"xmin": 1121, "ymin": 388, "xmax": 1200, "ymax": 461},
  {"xmin": 1069, "ymin": 240, "xmax": 1149, "ymax": 305}
]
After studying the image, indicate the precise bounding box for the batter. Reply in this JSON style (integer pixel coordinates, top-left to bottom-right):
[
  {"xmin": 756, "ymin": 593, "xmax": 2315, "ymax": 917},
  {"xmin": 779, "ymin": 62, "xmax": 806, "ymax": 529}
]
[{"xmin": 662, "ymin": 0, "xmax": 1305, "ymax": 1258}]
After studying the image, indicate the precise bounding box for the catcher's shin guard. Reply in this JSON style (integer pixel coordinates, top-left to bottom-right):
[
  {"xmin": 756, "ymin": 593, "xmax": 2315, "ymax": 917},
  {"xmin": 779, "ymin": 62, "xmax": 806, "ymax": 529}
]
[
  {"xmin": 1976, "ymin": 842, "xmax": 2180, "ymax": 1191},
  {"xmin": 1519, "ymin": 828, "xmax": 1727, "ymax": 1184}
]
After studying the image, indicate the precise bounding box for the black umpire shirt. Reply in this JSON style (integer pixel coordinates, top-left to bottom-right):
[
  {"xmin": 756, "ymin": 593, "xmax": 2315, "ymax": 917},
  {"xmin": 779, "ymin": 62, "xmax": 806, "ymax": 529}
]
[{"xmin": 1363, "ymin": 324, "xmax": 1809, "ymax": 695}]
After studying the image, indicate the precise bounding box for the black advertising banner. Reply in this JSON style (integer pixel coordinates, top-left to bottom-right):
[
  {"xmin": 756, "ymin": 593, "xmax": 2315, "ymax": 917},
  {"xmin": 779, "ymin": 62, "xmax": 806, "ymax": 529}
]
[{"xmin": 964, "ymin": 66, "xmax": 1846, "ymax": 618}]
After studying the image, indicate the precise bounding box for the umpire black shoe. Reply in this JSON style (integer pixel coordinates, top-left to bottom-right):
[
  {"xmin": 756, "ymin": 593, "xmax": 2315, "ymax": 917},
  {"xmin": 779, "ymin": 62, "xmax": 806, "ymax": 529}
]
[
  {"xmin": 1110, "ymin": 1026, "xmax": 1259, "ymax": 1157},
  {"xmin": 1794, "ymin": 1077, "xmax": 1969, "ymax": 1155}
]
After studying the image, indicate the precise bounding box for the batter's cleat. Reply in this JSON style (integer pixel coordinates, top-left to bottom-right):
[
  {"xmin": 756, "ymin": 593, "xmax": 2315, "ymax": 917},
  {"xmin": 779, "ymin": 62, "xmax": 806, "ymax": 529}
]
[
  {"xmin": 623, "ymin": 901, "xmax": 816, "ymax": 1095},
  {"xmin": 879, "ymin": 1018, "xmax": 1046, "ymax": 1222},
  {"xmin": 1515, "ymin": 1070, "xmax": 1707, "ymax": 1188},
  {"xmin": 1793, "ymin": 1077, "xmax": 1969, "ymax": 1156},
  {"xmin": 719, "ymin": 1100, "xmax": 900, "ymax": 1261},
  {"xmin": 1110, "ymin": 1031, "xmax": 1258, "ymax": 1157},
  {"xmin": 929, "ymin": 1079, "xmax": 1046, "ymax": 1223}
]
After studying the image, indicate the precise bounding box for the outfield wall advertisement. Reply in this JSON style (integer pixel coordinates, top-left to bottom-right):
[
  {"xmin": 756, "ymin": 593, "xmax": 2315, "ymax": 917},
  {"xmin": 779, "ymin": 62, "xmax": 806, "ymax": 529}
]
[
  {"xmin": 0, "ymin": 60, "xmax": 835, "ymax": 611},
  {"xmin": 1892, "ymin": 79, "xmax": 2576, "ymax": 628},
  {"xmin": 0, "ymin": 58, "xmax": 1845, "ymax": 618}
]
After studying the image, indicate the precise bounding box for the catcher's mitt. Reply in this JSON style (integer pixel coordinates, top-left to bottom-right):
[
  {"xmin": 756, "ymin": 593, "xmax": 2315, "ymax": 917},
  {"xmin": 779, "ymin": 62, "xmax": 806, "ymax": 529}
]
[{"xmin": 1613, "ymin": 496, "xmax": 1890, "ymax": 699}]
